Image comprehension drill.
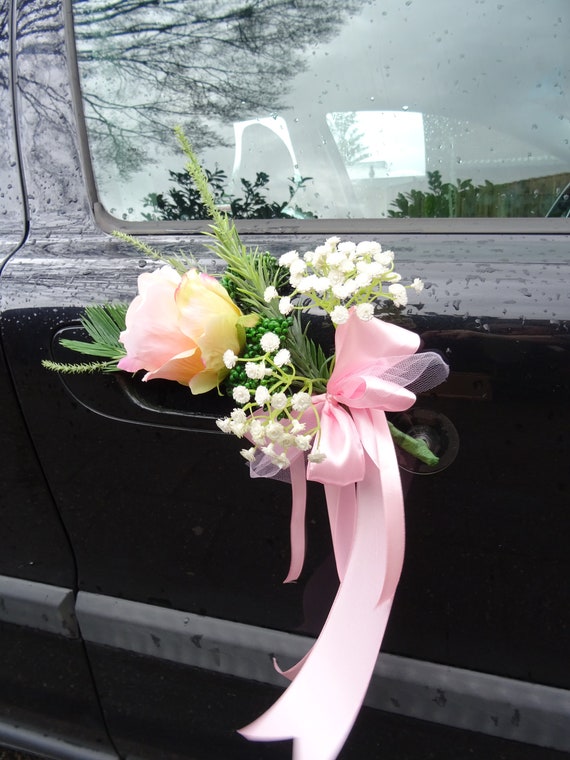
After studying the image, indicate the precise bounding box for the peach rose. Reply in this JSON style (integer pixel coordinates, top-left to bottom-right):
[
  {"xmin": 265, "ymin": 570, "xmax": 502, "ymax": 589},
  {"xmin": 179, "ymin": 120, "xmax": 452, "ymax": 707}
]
[{"xmin": 118, "ymin": 266, "xmax": 252, "ymax": 394}]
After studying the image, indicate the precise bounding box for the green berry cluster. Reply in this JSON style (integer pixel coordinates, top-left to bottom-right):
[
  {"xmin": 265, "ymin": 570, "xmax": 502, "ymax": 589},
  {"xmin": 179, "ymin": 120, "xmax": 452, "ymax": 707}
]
[
  {"xmin": 220, "ymin": 272, "xmax": 238, "ymax": 304},
  {"xmin": 225, "ymin": 315, "xmax": 293, "ymax": 394}
]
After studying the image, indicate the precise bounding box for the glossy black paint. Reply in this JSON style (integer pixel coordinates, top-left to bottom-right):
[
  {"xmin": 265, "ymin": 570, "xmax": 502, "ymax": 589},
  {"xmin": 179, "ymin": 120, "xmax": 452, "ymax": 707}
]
[
  {"xmin": 84, "ymin": 644, "xmax": 570, "ymax": 760},
  {"xmin": 0, "ymin": 0, "xmax": 569, "ymax": 757},
  {"xmin": 0, "ymin": 621, "xmax": 112, "ymax": 751}
]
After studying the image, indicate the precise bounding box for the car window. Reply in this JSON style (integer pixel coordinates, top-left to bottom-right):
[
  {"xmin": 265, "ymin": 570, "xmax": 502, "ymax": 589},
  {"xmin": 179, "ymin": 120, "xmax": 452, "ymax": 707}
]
[
  {"xmin": 70, "ymin": 0, "xmax": 570, "ymax": 222},
  {"xmin": 0, "ymin": 2, "xmax": 26, "ymax": 259}
]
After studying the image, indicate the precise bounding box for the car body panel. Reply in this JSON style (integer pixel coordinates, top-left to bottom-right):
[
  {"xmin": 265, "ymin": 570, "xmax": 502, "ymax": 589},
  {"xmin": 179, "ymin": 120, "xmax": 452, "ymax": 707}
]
[{"xmin": 0, "ymin": 0, "xmax": 569, "ymax": 758}]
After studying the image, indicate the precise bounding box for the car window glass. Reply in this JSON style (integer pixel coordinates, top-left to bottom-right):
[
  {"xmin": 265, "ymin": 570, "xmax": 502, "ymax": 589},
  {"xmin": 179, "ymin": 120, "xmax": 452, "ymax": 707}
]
[
  {"xmin": 71, "ymin": 0, "xmax": 570, "ymax": 221},
  {"xmin": 0, "ymin": 3, "xmax": 26, "ymax": 255}
]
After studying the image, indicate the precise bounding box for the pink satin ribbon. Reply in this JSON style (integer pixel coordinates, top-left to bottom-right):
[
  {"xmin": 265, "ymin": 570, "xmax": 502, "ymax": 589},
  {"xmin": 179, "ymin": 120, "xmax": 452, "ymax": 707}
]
[{"xmin": 240, "ymin": 312, "xmax": 446, "ymax": 760}]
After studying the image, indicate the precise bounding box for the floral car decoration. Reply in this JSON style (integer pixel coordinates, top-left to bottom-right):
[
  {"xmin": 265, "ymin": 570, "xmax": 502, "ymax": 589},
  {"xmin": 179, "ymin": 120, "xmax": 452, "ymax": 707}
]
[{"xmin": 45, "ymin": 130, "xmax": 449, "ymax": 760}]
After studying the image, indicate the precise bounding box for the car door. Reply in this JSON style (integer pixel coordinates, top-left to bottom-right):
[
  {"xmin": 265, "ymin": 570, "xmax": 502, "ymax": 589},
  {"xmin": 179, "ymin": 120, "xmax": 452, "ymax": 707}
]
[
  {"xmin": 0, "ymin": 1, "xmax": 119, "ymax": 757},
  {"xmin": 1, "ymin": 1, "xmax": 569, "ymax": 759}
]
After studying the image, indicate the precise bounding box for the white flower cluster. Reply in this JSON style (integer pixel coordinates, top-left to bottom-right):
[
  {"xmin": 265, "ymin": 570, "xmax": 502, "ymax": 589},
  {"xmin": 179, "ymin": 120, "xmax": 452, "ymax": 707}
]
[
  {"xmin": 216, "ymin": 237, "xmax": 424, "ymax": 469},
  {"xmin": 217, "ymin": 327, "xmax": 324, "ymax": 469},
  {"xmin": 216, "ymin": 389, "xmax": 323, "ymax": 470},
  {"xmin": 264, "ymin": 237, "xmax": 423, "ymax": 323}
]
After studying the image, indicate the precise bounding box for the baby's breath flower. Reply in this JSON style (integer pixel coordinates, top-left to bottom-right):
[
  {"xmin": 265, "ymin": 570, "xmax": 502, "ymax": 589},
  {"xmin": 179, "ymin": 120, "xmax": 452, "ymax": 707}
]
[
  {"xmin": 342, "ymin": 278, "xmax": 359, "ymax": 296},
  {"xmin": 230, "ymin": 408, "xmax": 247, "ymax": 424},
  {"xmin": 367, "ymin": 261, "xmax": 389, "ymax": 277},
  {"xmin": 356, "ymin": 240, "xmax": 381, "ymax": 256},
  {"xmin": 271, "ymin": 392, "xmax": 288, "ymax": 410},
  {"xmin": 260, "ymin": 332, "xmax": 280, "ymax": 353},
  {"xmin": 374, "ymin": 250, "xmax": 394, "ymax": 266},
  {"xmin": 260, "ymin": 442, "xmax": 289, "ymax": 469},
  {"xmin": 264, "ymin": 286, "xmax": 278, "ymax": 302},
  {"xmin": 245, "ymin": 361, "xmax": 269, "ymax": 380},
  {"xmin": 332, "ymin": 283, "xmax": 349, "ymax": 300},
  {"xmin": 279, "ymin": 296, "xmax": 293, "ymax": 315},
  {"xmin": 250, "ymin": 420, "xmax": 266, "ymax": 446},
  {"xmin": 232, "ymin": 385, "xmax": 250, "ymax": 404},
  {"xmin": 216, "ymin": 417, "xmax": 232, "ymax": 433},
  {"xmin": 291, "ymin": 391, "xmax": 312, "ymax": 411},
  {"xmin": 356, "ymin": 303, "xmax": 375, "ymax": 321},
  {"xmin": 411, "ymin": 277, "xmax": 424, "ymax": 292},
  {"xmin": 337, "ymin": 241, "xmax": 356, "ymax": 255},
  {"xmin": 223, "ymin": 349, "xmax": 238, "ymax": 369},
  {"xmin": 279, "ymin": 250, "xmax": 298, "ymax": 266},
  {"xmin": 330, "ymin": 305, "xmax": 350, "ymax": 324},
  {"xmin": 289, "ymin": 258, "xmax": 307, "ymax": 278},
  {"xmin": 354, "ymin": 272, "xmax": 372, "ymax": 289},
  {"xmin": 326, "ymin": 250, "xmax": 345, "ymax": 268},
  {"xmin": 289, "ymin": 272, "xmax": 304, "ymax": 288},
  {"xmin": 273, "ymin": 452, "xmax": 290, "ymax": 469},
  {"xmin": 229, "ymin": 420, "xmax": 247, "ymax": 437},
  {"xmin": 280, "ymin": 432, "xmax": 296, "ymax": 449},
  {"xmin": 311, "ymin": 247, "xmax": 328, "ymax": 267},
  {"xmin": 274, "ymin": 348, "xmax": 291, "ymax": 367},
  {"xmin": 290, "ymin": 419, "xmax": 306, "ymax": 434},
  {"xmin": 266, "ymin": 421, "xmax": 285, "ymax": 440},
  {"xmin": 295, "ymin": 434, "xmax": 313, "ymax": 451},
  {"xmin": 308, "ymin": 450, "xmax": 327, "ymax": 464},
  {"xmin": 388, "ymin": 283, "xmax": 408, "ymax": 307},
  {"xmin": 255, "ymin": 386, "xmax": 271, "ymax": 406},
  {"xmin": 314, "ymin": 277, "xmax": 331, "ymax": 294},
  {"xmin": 328, "ymin": 269, "xmax": 344, "ymax": 286},
  {"xmin": 261, "ymin": 442, "xmax": 275, "ymax": 457},
  {"xmin": 240, "ymin": 447, "xmax": 256, "ymax": 462},
  {"xmin": 297, "ymin": 275, "xmax": 319, "ymax": 293}
]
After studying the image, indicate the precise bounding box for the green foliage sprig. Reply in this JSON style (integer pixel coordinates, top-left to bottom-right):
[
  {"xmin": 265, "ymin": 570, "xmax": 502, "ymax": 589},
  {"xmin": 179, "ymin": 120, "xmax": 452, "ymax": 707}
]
[
  {"xmin": 42, "ymin": 304, "xmax": 127, "ymax": 374},
  {"xmin": 175, "ymin": 127, "xmax": 331, "ymax": 386}
]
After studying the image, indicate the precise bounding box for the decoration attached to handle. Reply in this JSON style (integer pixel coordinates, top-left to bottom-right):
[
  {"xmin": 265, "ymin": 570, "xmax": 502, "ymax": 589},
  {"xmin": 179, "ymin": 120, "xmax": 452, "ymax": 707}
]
[
  {"xmin": 42, "ymin": 132, "xmax": 451, "ymax": 760},
  {"xmin": 243, "ymin": 314, "xmax": 448, "ymax": 760}
]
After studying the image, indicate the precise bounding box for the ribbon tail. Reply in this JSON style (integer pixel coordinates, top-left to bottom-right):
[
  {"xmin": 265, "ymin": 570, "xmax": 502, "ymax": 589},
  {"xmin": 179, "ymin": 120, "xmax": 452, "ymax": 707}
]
[
  {"xmin": 277, "ymin": 482, "xmax": 356, "ymax": 682},
  {"xmin": 283, "ymin": 454, "xmax": 308, "ymax": 584},
  {"xmin": 324, "ymin": 483, "xmax": 357, "ymax": 583},
  {"xmin": 239, "ymin": 451, "xmax": 405, "ymax": 760},
  {"xmin": 351, "ymin": 407, "xmax": 406, "ymax": 601}
]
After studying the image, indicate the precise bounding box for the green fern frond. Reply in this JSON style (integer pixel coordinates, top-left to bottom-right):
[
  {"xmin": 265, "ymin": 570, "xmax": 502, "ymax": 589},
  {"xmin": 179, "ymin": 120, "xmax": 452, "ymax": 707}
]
[
  {"xmin": 42, "ymin": 359, "xmax": 120, "ymax": 374},
  {"xmin": 58, "ymin": 303, "xmax": 127, "ymax": 361},
  {"xmin": 112, "ymin": 231, "xmax": 196, "ymax": 274},
  {"xmin": 285, "ymin": 313, "xmax": 332, "ymax": 393},
  {"xmin": 175, "ymin": 127, "xmax": 286, "ymax": 317}
]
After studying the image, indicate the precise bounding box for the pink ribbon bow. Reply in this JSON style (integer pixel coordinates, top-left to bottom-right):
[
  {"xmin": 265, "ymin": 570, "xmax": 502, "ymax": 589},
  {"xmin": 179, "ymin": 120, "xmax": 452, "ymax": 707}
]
[{"xmin": 241, "ymin": 311, "xmax": 448, "ymax": 760}]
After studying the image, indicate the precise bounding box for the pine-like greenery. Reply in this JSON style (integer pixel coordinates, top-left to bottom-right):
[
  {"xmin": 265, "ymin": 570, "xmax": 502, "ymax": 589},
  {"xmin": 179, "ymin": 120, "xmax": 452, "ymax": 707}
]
[{"xmin": 42, "ymin": 303, "xmax": 128, "ymax": 374}]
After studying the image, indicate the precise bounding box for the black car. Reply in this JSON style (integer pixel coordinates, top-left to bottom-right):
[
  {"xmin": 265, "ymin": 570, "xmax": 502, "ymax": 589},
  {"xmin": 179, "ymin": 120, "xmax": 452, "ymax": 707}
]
[{"xmin": 1, "ymin": 1, "xmax": 569, "ymax": 758}]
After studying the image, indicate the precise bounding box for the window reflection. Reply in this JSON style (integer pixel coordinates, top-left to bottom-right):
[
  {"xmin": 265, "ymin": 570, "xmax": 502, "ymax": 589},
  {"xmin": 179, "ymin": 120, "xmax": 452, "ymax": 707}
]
[{"xmin": 72, "ymin": 0, "xmax": 570, "ymax": 220}]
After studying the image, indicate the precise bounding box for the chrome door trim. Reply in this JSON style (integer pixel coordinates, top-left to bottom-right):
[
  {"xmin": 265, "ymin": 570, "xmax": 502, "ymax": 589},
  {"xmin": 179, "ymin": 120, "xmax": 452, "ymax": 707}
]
[{"xmin": 0, "ymin": 574, "xmax": 77, "ymax": 637}]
